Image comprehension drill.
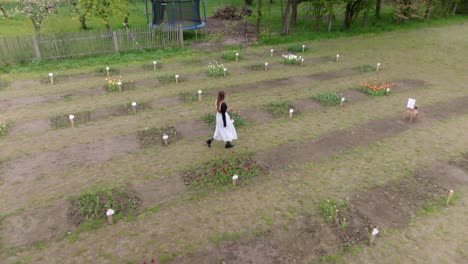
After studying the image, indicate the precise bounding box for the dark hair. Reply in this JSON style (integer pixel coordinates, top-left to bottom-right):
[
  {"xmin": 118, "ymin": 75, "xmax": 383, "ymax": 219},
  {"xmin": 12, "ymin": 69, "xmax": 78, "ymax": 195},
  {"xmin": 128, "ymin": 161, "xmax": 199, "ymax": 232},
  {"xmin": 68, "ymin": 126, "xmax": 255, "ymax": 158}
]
[{"xmin": 217, "ymin": 91, "xmax": 225, "ymax": 110}]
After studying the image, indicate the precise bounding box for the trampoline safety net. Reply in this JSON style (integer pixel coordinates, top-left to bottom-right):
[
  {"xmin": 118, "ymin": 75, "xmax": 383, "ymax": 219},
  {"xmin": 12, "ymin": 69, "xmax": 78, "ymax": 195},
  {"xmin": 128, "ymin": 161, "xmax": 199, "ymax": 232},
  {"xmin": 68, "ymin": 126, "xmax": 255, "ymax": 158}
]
[{"xmin": 150, "ymin": 0, "xmax": 206, "ymax": 30}]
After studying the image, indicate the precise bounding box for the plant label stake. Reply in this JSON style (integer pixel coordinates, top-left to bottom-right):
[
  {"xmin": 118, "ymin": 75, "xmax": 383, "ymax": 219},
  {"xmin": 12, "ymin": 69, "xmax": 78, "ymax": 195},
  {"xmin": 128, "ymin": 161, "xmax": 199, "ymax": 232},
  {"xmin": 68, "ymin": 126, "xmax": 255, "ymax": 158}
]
[
  {"xmin": 289, "ymin": 108, "xmax": 294, "ymax": 118},
  {"xmin": 270, "ymin": 49, "xmax": 274, "ymax": 57},
  {"xmin": 336, "ymin": 54, "xmax": 340, "ymax": 62},
  {"xmin": 48, "ymin": 73, "xmax": 54, "ymax": 85},
  {"xmin": 264, "ymin": 62, "xmax": 269, "ymax": 71},
  {"xmin": 232, "ymin": 174, "xmax": 238, "ymax": 186},
  {"xmin": 376, "ymin": 63, "xmax": 381, "ymax": 72},
  {"xmin": 162, "ymin": 133, "xmax": 169, "ymax": 145},
  {"xmin": 131, "ymin": 101, "xmax": 137, "ymax": 114},
  {"xmin": 446, "ymin": 190, "xmax": 454, "ymax": 206},
  {"xmin": 175, "ymin": 75, "xmax": 179, "ymax": 84},
  {"xmin": 69, "ymin": 114, "xmax": 75, "ymax": 128},
  {"xmin": 369, "ymin": 226, "xmax": 379, "ymax": 245},
  {"xmin": 153, "ymin": 61, "xmax": 157, "ymax": 71},
  {"xmin": 235, "ymin": 52, "xmax": 239, "ymax": 61},
  {"xmin": 117, "ymin": 81, "xmax": 122, "ymax": 92},
  {"xmin": 340, "ymin": 97, "xmax": 345, "ymax": 107},
  {"xmin": 198, "ymin": 90, "xmax": 202, "ymax": 101},
  {"xmin": 105, "ymin": 66, "xmax": 110, "ymax": 77},
  {"xmin": 106, "ymin": 209, "xmax": 115, "ymax": 225},
  {"xmin": 223, "ymin": 68, "xmax": 227, "ymax": 77},
  {"xmin": 302, "ymin": 44, "xmax": 306, "ymax": 52},
  {"xmin": 386, "ymin": 88, "xmax": 390, "ymax": 96},
  {"xmin": 301, "ymin": 58, "xmax": 304, "ymax": 66}
]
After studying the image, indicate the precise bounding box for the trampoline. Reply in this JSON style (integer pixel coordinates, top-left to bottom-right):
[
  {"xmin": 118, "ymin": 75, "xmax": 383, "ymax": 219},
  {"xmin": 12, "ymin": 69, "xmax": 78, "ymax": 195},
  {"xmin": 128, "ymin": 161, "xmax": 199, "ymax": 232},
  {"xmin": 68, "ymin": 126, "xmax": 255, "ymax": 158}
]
[{"xmin": 146, "ymin": 0, "xmax": 207, "ymax": 30}]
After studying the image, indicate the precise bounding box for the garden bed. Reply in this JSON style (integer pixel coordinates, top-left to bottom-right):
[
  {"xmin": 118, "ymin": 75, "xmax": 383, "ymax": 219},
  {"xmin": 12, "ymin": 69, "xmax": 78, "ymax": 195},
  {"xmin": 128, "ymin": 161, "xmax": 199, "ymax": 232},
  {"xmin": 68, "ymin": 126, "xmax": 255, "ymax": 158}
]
[{"xmin": 137, "ymin": 126, "xmax": 182, "ymax": 147}]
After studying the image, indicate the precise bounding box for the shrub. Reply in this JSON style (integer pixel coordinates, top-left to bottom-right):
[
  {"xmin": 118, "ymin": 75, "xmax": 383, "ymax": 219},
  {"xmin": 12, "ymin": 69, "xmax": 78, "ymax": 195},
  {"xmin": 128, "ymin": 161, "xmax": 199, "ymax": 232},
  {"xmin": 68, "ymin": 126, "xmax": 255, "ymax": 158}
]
[
  {"xmin": 357, "ymin": 80, "xmax": 394, "ymax": 96},
  {"xmin": 68, "ymin": 186, "xmax": 141, "ymax": 226},
  {"xmin": 208, "ymin": 62, "xmax": 227, "ymax": 77},
  {"xmin": 181, "ymin": 152, "xmax": 261, "ymax": 188},
  {"xmin": 158, "ymin": 74, "xmax": 183, "ymax": 84},
  {"xmin": 282, "ymin": 54, "xmax": 303, "ymax": 65},
  {"xmin": 221, "ymin": 51, "xmax": 241, "ymax": 61},
  {"xmin": 313, "ymin": 92, "xmax": 342, "ymax": 106},
  {"xmin": 202, "ymin": 110, "xmax": 245, "ymax": 128},
  {"xmin": 265, "ymin": 101, "xmax": 295, "ymax": 117}
]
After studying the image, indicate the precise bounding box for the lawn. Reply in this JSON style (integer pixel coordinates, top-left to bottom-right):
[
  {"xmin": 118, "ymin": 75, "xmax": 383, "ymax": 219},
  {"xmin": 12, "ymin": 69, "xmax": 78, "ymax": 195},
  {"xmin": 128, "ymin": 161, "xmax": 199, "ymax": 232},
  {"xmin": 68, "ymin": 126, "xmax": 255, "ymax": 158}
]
[{"xmin": 0, "ymin": 23, "xmax": 467, "ymax": 264}]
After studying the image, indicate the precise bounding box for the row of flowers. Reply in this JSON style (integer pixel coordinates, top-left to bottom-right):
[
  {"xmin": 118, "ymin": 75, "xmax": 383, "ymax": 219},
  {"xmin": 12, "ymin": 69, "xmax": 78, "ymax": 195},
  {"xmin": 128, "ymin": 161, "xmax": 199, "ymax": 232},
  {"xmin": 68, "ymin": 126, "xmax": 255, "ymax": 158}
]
[{"xmin": 359, "ymin": 80, "xmax": 394, "ymax": 91}]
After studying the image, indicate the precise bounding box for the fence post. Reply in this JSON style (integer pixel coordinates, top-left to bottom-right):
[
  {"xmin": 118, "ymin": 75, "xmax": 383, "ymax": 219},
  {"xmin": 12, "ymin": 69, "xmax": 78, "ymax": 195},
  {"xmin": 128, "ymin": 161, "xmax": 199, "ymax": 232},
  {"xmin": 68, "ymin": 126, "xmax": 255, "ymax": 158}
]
[
  {"xmin": 112, "ymin": 31, "xmax": 119, "ymax": 52},
  {"xmin": 32, "ymin": 35, "xmax": 41, "ymax": 59},
  {"xmin": 178, "ymin": 24, "xmax": 184, "ymax": 48}
]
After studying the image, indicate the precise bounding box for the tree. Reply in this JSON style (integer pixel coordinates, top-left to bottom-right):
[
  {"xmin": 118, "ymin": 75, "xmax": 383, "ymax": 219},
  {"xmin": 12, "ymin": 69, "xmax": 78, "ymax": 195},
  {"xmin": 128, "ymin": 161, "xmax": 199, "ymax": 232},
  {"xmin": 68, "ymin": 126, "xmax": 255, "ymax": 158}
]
[
  {"xmin": 20, "ymin": 0, "xmax": 62, "ymax": 32},
  {"xmin": 68, "ymin": 0, "xmax": 94, "ymax": 30},
  {"xmin": 92, "ymin": 0, "xmax": 128, "ymax": 32},
  {"xmin": 280, "ymin": 0, "xmax": 293, "ymax": 34},
  {"xmin": 344, "ymin": 0, "xmax": 373, "ymax": 29},
  {"xmin": 0, "ymin": 2, "xmax": 11, "ymax": 19},
  {"xmin": 375, "ymin": 0, "xmax": 381, "ymax": 18}
]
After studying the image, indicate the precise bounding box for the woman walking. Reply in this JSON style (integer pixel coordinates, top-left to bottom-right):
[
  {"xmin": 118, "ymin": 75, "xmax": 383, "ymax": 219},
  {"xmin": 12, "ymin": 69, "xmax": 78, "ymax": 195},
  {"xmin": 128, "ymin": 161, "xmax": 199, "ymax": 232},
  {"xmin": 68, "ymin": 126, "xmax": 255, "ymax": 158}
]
[{"xmin": 206, "ymin": 91, "xmax": 237, "ymax": 149}]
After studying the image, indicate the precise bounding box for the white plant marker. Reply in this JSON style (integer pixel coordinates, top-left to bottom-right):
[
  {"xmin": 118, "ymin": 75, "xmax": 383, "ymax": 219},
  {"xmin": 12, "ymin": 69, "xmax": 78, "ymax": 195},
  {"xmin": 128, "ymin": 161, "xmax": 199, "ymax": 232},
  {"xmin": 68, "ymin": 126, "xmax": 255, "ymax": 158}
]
[
  {"xmin": 198, "ymin": 89, "xmax": 202, "ymax": 101},
  {"xmin": 270, "ymin": 49, "xmax": 274, "ymax": 57},
  {"xmin": 376, "ymin": 62, "xmax": 381, "ymax": 72},
  {"xmin": 162, "ymin": 133, "xmax": 169, "ymax": 145},
  {"xmin": 407, "ymin": 98, "xmax": 416, "ymax": 109},
  {"xmin": 117, "ymin": 81, "xmax": 122, "ymax": 92},
  {"xmin": 69, "ymin": 114, "xmax": 75, "ymax": 128},
  {"xmin": 153, "ymin": 61, "xmax": 157, "ymax": 71},
  {"xmin": 106, "ymin": 209, "xmax": 115, "ymax": 225},
  {"xmin": 223, "ymin": 68, "xmax": 227, "ymax": 77},
  {"xmin": 289, "ymin": 108, "xmax": 294, "ymax": 118},
  {"xmin": 105, "ymin": 66, "xmax": 110, "ymax": 77},
  {"xmin": 48, "ymin": 72, "xmax": 54, "ymax": 85},
  {"xmin": 302, "ymin": 44, "xmax": 306, "ymax": 52},
  {"xmin": 301, "ymin": 58, "xmax": 304, "ymax": 66},
  {"xmin": 235, "ymin": 52, "xmax": 239, "ymax": 61},
  {"xmin": 336, "ymin": 54, "xmax": 340, "ymax": 62},
  {"xmin": 131, "ymin": 101, "xmax": 137, "ymax": 114},
  {"xmin": 370, "ymin": 226, "xmax": 379, "ymax": 245},
  {"xmin": 175, "ymin": 74, "xmax": 179, "ymax": 84},
  {"xmin": 232, "ymin": 174, "xmax": 239, "ymax": 186},
  {"xmin": 264, "ymin": 62, "xmax": 269, "ymax": 71},
  {"xmin": 340, "ymin": 97, "xmax": 346, "ymax": 107},
  {"xmin": 446, "ymin": 190, "xmax": 454, "ymax": 206},
  {"xmin": 386, "ymin": 88, "xmax": 390, "ymax": 96}
]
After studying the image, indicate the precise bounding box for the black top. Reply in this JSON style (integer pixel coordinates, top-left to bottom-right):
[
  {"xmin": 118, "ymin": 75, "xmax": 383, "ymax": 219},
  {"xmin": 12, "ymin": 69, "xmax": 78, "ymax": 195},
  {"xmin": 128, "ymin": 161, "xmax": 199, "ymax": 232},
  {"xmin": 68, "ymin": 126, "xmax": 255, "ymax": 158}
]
[{"xmin": 220, "ymin": 102, "xmax": 227, "ymax": 127}]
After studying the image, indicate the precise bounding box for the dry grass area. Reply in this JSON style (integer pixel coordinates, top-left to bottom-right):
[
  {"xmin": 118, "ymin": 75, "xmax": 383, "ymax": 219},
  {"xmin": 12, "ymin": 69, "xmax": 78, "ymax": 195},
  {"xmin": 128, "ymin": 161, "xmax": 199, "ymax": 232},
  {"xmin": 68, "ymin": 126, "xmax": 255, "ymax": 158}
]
[{"xmin": 0, "ymin": 24, "xmax": 467, "ymax": 264}]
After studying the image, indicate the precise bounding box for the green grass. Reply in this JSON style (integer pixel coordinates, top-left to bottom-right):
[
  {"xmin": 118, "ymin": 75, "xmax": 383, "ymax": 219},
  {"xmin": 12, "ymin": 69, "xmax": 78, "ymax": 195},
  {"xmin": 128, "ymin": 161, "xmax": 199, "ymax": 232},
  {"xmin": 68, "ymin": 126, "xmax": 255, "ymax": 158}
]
[
  {"xmin": 265, "ymin": 101, "xmax": 295, "ymax": 117},
  {"xmin": 418, "ymin": 192, "xmax": 461, "ymax": 216},
  {"xmin": 158, "ymin": 74, "xmax": 184, "ymax": 84},
  {"xmin": 221, "ymin": 51, "xmax": 242, "ymax": 61},
  {"xmin": 50, "ymin": 111, "xmax": 91, "ymax": 129},
  {"xmin": 0, "ymin": 121, "xmax": 11, "ymax": 137},
  {"xmin": 181, "ymin": 152, "xmax": 261, "ymax": 188},
  {"xmin": 287, "ymin": 45, "xmax": 311, "ymax": 53},
  {"xmin": 357, "ymin": 64, "xmax": 376, "ymax": 73},
  {"xmin": 0, "ymin": 78, "xmax": 9, "ymax": 89},
  {"xmin": 95, "ymin": 67, "xmax": 120, "ymax": 76},
  {"xmin": 313, "ymin": 92, "xmax": 342, "ymax": 106},
  {"xmin": 317, "ymin": 199, "xmax": 347, "ymax": 224}
]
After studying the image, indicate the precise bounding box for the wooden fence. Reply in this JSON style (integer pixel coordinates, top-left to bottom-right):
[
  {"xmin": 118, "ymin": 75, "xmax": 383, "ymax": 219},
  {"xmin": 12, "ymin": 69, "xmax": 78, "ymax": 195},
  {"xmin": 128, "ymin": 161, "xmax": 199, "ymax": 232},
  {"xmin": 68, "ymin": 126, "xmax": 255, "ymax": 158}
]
[{"xmin": 0, "ymin": 25, "xmax": 184, "ymax": 63}]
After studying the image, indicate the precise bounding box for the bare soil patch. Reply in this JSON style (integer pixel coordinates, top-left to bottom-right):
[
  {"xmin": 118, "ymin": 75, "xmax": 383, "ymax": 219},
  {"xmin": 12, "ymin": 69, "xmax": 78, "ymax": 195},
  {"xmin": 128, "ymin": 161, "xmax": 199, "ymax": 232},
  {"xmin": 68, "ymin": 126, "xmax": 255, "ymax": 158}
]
[
  {"xmin": 134, "ymin": 78, "xmax": 160, "ymax": 88},
  {"xmin": 340, "ymin": 90, "xmax": 368, "ymax": 103},
  {"xmin": 1, "ymin": 135, "xmax": 139, "ymax": 185},
  {"xmin": 151, "ymin": 96, "xmax": 181, "ymax": 108},
  {"xmin": 293, "ymin": 98, "xmax": 325, "ymax": 112},
  {"xmin": 9, "ymin": 119, "xmax": 51, "ymax": 135},
  {"xmin": 0, "ymin": 94, "xmax": 63, "ymax": 111},
  {"xmin": 450, "ymin": 153, "xmax": 468, "ymax": 174},
  {"xmin": 241, "ymin": 109, "xmax": 275, "ymax": 124},
  {"xmin": 10, "ymin": 79, "xmax": 41, "ymax": 89},
  {"xmin": 173, "ymin": 120, "xmax": 212, "ymax": 140},
  {"xmin": 392, "ymin": 79, "xmax": 426, "ymax": 92}
]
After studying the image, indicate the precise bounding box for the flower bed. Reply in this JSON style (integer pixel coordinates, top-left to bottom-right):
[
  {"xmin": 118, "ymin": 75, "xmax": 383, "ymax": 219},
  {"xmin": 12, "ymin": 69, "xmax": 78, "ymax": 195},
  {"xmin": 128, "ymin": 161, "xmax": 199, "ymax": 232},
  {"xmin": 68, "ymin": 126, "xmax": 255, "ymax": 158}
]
[
  {"xmin": 313, "ymin": 92, "xmax": 342, "ymax": 106},
  {"xmin": 357, "ymin": 80, "xmax": 394, "ymax": 96},
  {"xmin": 208, "ymin": 62, "xmax": 227, "ymax": 77},
  {"xmin": 221, "ymin": 51, "xmax": 242, "ymax": 61},
  {"xmin": 137, "ymin": 126, "xmax": 181, "ymax": 147},
  {"xmin": 265, "ymin": 101, "xmax": 295, "ymax": 117},
  {"xmin": 50, "ymin": 111, "xmax": 91, "ymax": 129},
  {"xmin": 282, "ymin": 54, "xmax": 303, "ymax": 65},
  {"xmin": 105, "ymin": 77, "xmax": 135, "ymax": 92}
]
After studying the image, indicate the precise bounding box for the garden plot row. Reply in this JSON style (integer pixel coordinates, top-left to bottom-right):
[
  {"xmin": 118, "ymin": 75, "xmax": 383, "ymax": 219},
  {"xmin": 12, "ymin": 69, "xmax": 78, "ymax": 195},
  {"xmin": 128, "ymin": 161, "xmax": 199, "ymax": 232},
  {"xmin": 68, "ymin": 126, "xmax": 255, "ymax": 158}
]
[{"xmin": 2, "ymin": 96, "xmax": 467, "ymax": 254}]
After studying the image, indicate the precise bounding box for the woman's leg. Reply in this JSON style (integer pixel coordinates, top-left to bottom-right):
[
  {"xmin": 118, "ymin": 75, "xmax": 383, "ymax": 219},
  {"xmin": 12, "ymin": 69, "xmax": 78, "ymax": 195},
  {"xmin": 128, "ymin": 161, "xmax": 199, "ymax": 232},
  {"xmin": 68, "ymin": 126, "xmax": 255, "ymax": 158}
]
[{"xmin": 206, "ymin": 138, "xmax": 214, "ymax": 148}]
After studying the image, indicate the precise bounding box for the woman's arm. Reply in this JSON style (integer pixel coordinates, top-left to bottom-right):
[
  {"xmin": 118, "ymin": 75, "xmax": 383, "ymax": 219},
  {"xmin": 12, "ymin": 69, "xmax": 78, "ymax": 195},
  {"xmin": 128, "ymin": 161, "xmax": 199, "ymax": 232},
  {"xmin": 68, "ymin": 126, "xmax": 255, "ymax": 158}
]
[{"xmin": 221, "ymin": 102, "xmax": 227, "ymax": 127}]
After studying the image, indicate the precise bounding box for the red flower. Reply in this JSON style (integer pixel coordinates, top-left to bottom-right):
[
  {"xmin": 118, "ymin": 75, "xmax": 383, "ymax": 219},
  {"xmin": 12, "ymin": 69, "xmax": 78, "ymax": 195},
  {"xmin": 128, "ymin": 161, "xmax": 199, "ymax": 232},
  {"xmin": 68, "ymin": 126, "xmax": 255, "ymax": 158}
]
[{"xmin": 151, "ymin": 259, "xmax": 155, "ymax": 263}]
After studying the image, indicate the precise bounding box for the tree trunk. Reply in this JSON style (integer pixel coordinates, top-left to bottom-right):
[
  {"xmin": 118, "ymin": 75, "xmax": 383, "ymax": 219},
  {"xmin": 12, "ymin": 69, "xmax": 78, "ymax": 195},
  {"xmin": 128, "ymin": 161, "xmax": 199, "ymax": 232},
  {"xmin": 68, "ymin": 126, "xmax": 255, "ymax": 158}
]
[
  {"xmin": 124, "ymin": 15, "xmax": 129, "ymax": 26},
  {"xmin": 79, "ymin": 15, "xmax": 87, "ymax": 30},
  {"xmin": 0, "ymin": 3, "xmax": 10, "ymax": 19},
  {"xmin": 281, "ymin": 0, "xmax": 292, "ymax": 35},
  {"xmin": 362, "ymin": 10, "xmax": 368, "ymax": 27},
  {"xmin": 452, "ymin": 3, "xmax": 457, "ymax": 15},
  {"xmin": 105, "ymin": 23, "xmax": 112, "ymax": 34},
  {"xmin": 291, "ymin": 0, "xmax": 298, "ymax": 25},
  {"xmin": 256, "ymin": 0, "xmax": 262, "ymax": 35},
  {"xmin": 327, "ymin": 12, "xmax": 332, "ymax": 32},
  {"xmin": 375, "ymin": 0, "xmax": 381, "ymax": 18},
  {"xmin": 424, "ymin": 6, "xmax": 431, "ymax": 19},
  {"xmin": 344, "ymin": 3, "xmax": 352, "ymax": 29}
]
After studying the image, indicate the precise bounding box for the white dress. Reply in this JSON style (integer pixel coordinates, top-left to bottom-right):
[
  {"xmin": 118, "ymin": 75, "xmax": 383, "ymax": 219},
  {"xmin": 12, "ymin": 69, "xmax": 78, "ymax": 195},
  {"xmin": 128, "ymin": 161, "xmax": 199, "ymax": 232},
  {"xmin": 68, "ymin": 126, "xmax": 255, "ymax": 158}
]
[{"xmin": 213, "ymin": 101, "xmax": 238, "ymax": 142}]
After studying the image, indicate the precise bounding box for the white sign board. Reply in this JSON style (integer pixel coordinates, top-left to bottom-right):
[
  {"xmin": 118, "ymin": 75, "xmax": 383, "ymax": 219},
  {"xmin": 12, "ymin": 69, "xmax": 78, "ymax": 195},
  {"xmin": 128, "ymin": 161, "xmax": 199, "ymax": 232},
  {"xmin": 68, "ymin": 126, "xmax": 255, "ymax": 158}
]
[
  {"xmin": 407, "ymin": 98, "xmax": 416, "ymax": 109},
  {"xmin": 106, "ymin": 209, "xmax": 115, "ymax": 216}
]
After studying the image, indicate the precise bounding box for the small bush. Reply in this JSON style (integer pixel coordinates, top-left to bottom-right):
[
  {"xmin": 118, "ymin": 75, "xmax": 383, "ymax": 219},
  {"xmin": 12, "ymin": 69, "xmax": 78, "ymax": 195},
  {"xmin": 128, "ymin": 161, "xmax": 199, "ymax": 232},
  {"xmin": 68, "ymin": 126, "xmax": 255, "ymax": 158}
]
[
  {"xmin": 201, "ymin": 110, "xmax": 245, "ymax": 127},
  {"xmin": 95, "ymin": 67, "xmax": 120, "ymax": 76},
  {"xmin": 50, "ymin": 111, "xmax": 91, "ymax": 129},
  {"xmin": 222, "ymin": 51, "xmax": 242, "ymax": 61},
  {"xmin": 287, "ymin": 45, "xmax": 310, "ymax": 53},
  {"xmin": 181, "ymin": 152, "xmax": 261, "ymax": 188},
  {"xmin": 282, "ymin": 54, "xmax": 303, "ymax": 65},
  {"xmin": 68, "ymin": 186, "xmax": 141, "ymax": 226},
  {"xmin": 317, "ymin": 199, "xmax": 347, "ymax": 224},
  {"xmin": 313, "ymin": 92, "xmax": 342, "ymax": 106},
  {"xmin": 208, "ymin": 62, "xmax": 227, "ymax": 77},
  {"xmin": 137, "ymin": 125, "xmax": 182, "ymax": 147},
  {"xmin": 358, "ymin": 64, "xmax": 375, "ymax": 72},
  {"xmin": 265, "ymin": 101, "xmax": 294, "ymax": 117}
]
